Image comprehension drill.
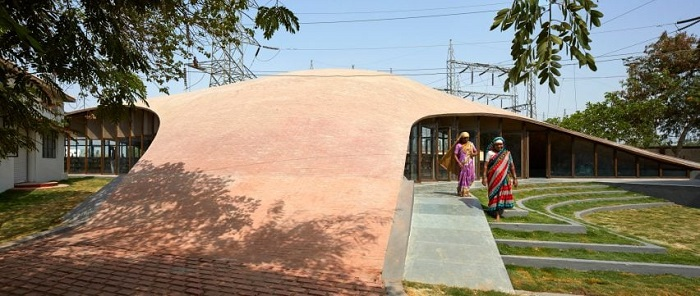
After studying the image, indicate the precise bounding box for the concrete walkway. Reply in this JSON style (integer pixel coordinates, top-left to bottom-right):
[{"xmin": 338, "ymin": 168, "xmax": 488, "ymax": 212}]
[{"xmin": 403, "ymin": 182, "xmax": 514, "ymax": 293}]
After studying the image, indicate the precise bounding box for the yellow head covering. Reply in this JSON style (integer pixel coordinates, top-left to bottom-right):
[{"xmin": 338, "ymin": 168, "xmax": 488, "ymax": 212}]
[{"xmin": 440, "ymin": 131, "xmax": 474, "ymax": 176}]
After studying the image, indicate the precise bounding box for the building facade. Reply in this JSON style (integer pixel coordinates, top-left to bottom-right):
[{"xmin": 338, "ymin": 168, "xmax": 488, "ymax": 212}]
[
  {"xmin": 64, "ymin": 107, "xmax": 159, "ymax": 175},
  {"xmin": 405, "ymin": 115, "xmax": 698, "ymax": 182},
  {"xmin": 0, "ymin": 100, "xmax": 74, "ymax": 193}
]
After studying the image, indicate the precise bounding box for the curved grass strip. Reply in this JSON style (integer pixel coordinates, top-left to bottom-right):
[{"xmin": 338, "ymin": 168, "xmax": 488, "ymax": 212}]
[
  {"xmin": 506, "ymin": 265, "xmax": 700, "ymax": 296},
  {"xmin": 498, "ymin": 245, "xmax": 700, "ymax": 266},
  {"xmin": 548, "ymin": 197, "xmax": 663, "ymax": 219},
  {"xmin": 583, "ymin": 205, "xmax": 700, "ymax": 255},
  {"xmin": 575, "ymin": 202, "xmax": 675, "ymax": 219},
  {"xmin": 491, "ymin": 227, "xmax": 642, "ymax": 245}
]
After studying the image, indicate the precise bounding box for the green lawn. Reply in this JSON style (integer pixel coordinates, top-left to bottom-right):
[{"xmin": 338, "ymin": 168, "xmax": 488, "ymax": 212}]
[
  {"xmin": 0, "ymin": 177, "xmax": 113, "ymax": 244},
  {"xmin": 406, "ymin": 181, "xmax": 700, "ymax": 296}
]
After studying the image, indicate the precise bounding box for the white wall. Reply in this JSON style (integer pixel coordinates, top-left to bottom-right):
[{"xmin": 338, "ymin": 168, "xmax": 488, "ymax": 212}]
[
  {"xmin": 0, "ymin": 158, "xmax": 14, "ymax": 193},
  {"xmin": 33, "ymin": 132, "xmax": 67, "ymax": 183}
]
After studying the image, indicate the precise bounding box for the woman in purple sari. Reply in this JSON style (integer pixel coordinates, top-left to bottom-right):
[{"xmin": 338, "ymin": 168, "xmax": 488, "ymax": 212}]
[{"xmin": 440, "ymin": 132, "xmax": 476, "ymax": 197}]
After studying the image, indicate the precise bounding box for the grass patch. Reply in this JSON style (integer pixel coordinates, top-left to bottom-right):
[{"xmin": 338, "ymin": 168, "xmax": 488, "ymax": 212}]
[
  {"xmin": 403, "ymin": 281, "xmax": 511, "ymax": 296},
  {"xmin": 491, "ymin": 227, "xmax": 643, "ymax": 245},
  {"xmin": 470, "ymin": 188, "xmax": 563, "ymax": 224},
  {"xmin": 585, "ymin": 204, "xmax": 700, "ymax": 254},
  {"xmin": 498, "ymin": 244, "xmax": 700, "ymax": 265},
  {"xmin": 522, "ymin": 191, "xmax": 643, "ymax": 214},
  {"xmin": 0, "ymin": 177, "xmax": 113, "ymax": 243},
  {"xmin": 552, "ymin": 197, "xmax": 664, "ymax": 218},
  {"xmin": 507, "ymin": 265, "xmax": 700, "ymax": 296}
]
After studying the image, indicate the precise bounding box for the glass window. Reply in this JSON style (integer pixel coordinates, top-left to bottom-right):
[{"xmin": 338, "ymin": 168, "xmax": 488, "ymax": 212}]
[
  {"xmin": 662, "ymin": 163, "xmax": 687, "ymax": 177},
  {"xmin": 118, "ymin": 137, "xmax": 130, "ymax": 174},
  {"xmin": 550, "ymin": 132, "xmax": 572, "ymax": 176},
  {"xmin": 573, "ymin": 139, "xmax": 595, "ymax": 177},
  {"xmin": 420, "ymin": 125, "xmax": 435, "ymax": 180},
  {"xmin": 639, "ymin": 158, "xmax": 659, "ymax": 177},
  {"xmin": 597, "ymin": 145, "xmax": 614, "ymax": 177},
  {"xmin": 87, "ymin": 139, "xmax": 102, "ymax": 174},
  {"xmin": 42, "ymin": 131, "xmax": 57, "ymax": 158},
  {"xmin": 404, "ymin": 125, "xmax": 418, "ymax": 180},
  {"xmin": 69, "ymin": 137, "xmax": 86, "ymax": 173},
  {"xmin": 528, "ymin": 131, "xmax": 547, "ymax": 178},
  {"xmin": 437, "ymin": 127, "xmax": 451, "ymax": 180},
  {"xmin": 617, "ymin": 150, "xmax": 636, "ymax": 177},
  {"xmin": 503, "ymin": 133, "xmax": 522, "ymax": 177},
  {"xmin": 105, "ymin": 140, "xmax": 117, "ymax": 174}
]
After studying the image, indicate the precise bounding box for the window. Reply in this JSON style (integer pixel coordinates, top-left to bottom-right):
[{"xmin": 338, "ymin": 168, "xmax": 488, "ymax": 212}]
[{"xmin": 42, "ymin": 131, "xmax": 57, "ymax": 158}]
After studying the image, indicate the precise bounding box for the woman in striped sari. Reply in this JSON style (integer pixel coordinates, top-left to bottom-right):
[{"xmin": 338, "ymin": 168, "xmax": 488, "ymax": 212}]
[{"xmin": 481, "ymin": 137, "xmax": 518, "ymax": 221}]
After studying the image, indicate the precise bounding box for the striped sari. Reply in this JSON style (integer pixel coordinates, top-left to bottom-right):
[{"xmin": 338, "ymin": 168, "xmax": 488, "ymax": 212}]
[{"xmin": 486, "ymin": 149, "xmax": 515, "ymax": 212}]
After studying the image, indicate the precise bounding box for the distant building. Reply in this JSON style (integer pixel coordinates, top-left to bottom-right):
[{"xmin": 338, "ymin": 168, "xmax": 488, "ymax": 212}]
[
  {"xmin": 0, "ymin": 80, "xmax": 75, "ymax": 193},
  {"xmin": 64, "ymin": 107, "xmax": 159, "ymax": 175}
]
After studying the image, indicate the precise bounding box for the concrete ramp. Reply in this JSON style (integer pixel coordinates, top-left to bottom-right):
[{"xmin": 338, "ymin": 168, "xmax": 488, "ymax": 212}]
[{"xmin": 404, "ymin": 183, "xmax": 514, "ymax": 293}]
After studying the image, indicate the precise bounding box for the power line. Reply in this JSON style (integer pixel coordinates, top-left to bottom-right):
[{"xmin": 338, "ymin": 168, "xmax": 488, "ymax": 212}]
[
  {"xmin": 602, "ymin": 0, "xmax": 658, "ymax": 25},
  {"xmin": 299, "ymin": 9, "xmax": 499, "ymax": 25},
  {"xmin": 269, "ymin": 23, "xmax": 675, "ymax": 52},
  {"xmin": 280, "ymin": 40, "xmax": 508, "ymax": 51},
  {"xmin": 294, "ymin": 2, "xmax": 510, "ymax": 15}
]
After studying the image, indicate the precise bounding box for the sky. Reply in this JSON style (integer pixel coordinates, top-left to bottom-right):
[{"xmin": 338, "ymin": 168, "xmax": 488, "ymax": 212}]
[{"xmin": 65, "ymin": 0, "xmax": 700, "ymax": 120}]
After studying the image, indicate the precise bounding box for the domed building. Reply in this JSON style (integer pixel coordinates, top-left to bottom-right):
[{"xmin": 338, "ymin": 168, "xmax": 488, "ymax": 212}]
[{"xmin": 60, "ymin": 69, "xmax": 700, "ymax": 289}]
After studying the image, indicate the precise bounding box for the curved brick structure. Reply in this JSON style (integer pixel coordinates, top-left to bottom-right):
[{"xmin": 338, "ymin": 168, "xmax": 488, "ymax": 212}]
[
  {"xmin": 49, "ymin": 69, "xmax": 524, "ymax": 287},
  {"xmin": 3, "ymin": 69, "xmax": 699, "ymax": 294}
]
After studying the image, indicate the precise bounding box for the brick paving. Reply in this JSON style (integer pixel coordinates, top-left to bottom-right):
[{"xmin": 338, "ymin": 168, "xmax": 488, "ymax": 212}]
[{"xmin": 0, "ymin": 240, "xmax": 385, "ymax": 295}]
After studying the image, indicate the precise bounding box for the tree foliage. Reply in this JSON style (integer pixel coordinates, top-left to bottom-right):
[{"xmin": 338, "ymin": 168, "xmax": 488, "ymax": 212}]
[
  {"xmin": 0, "ymin": 0, "xmax": 299, "ymax": 159},
  {"xmin": 544, "ymin": 92, "xmax": 662, "ymax": 147},
  {"xmin": 491, "ymin": 0, "xmax": 603, "ymax": 93},
  {"xmin": 622, "ymin": 32, "xmax": 700, "ymax": 156},
  {"xmin": 546, "ymin": 32, "xmax": 700, "ymax": 156}
]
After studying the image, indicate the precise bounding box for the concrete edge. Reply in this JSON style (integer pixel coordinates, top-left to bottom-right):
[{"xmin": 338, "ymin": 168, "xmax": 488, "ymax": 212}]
[
  {"xmin": 382, "ymin": 178, "xmax": 414, "ymax": 296},
  {"xmin": 496, "ymin": 239, "xmax": 666, "ymax": 254},
  {"xmin": 502, "ymin": 255, "xmax": 700, "ymax": 278},
  {"xmin": 575, "ymin": 202, "xmax": 676, "ymax": 219},
  {"xmin": 0, "ymin": 176, "xmax": 124, "ymax": 252},
  {"xmin": 490, "ymin": 223, "xmax": 587, "ymax": 234}
]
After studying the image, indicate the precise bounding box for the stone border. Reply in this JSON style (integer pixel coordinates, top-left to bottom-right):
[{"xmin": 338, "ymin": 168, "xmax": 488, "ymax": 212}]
[
  {"xmin": 502, "ymin": 255, "xmax": 700, "ymax": 278},
  {"xmin": 490, "ymin": 222, "xmax": 586, "ymax": 233},
  {"xmin": 382, "ymin": 178, "xmax": 414, "ymax": 296},
  {"xmin": 496, "ymin": 239, "xmax": 666, "ymax": 254}
]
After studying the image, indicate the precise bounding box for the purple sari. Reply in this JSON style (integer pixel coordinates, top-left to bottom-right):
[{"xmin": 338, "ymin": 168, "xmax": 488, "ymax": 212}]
[{"xmin": 455, "ymin": 142, "xmax": 476, "ymax": 196}]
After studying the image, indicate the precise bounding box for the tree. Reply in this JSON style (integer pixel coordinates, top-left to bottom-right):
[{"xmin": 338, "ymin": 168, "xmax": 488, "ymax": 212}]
[
  {"xmin": 622, "ymin": 32, "xmax": 700, "ymax": 156},
  {"xmin": 491, "ymin": 0, "xmax": 603, "ymax": 93},
  {"xmin": 544, "ymin": 92, "xmax": 662, "ymax": 147},
  {"xmin": 546, "ymin": 32, "xmax": 700, "ymax": 156},
  {"xmin": 0, "ymin": 0, "xmax": 298, "ymax": 159}
]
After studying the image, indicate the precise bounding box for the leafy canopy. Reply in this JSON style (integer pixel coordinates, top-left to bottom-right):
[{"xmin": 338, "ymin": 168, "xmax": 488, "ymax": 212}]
[
  {"xmin": 0, "ymin": 0, "xmax": 299, "ymax": 159},
  {"xmin": 491, "ymin": 0, "xmax": 603, "ymax": 93},
  {"xmin": 546, "ymin": 32, "xmax": 700, "ymax": 156}
]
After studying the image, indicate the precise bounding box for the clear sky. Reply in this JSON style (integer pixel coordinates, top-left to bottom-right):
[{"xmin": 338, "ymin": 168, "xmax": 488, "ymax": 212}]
[{"xmin": 65, "ymin": 0, "xmax": 700, "ymax": 120}]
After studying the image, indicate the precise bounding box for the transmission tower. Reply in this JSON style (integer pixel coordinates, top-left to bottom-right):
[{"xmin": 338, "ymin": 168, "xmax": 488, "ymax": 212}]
[
  {"xmin": 443, "ymin": 42, "xmax": 536, "ymax": 118},
  {"xmin": 185, "ymin": 7, "xmax": 274, "ymax": 88}
]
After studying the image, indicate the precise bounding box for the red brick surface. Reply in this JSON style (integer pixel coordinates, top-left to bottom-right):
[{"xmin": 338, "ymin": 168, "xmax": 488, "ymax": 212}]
[
  {"xmin": 0, "ymin": 240, "xmax": 384, "ymax": 295},
  {"xmin": 1, "ymin": 70, "xmax": 529, "ymax": 294}
]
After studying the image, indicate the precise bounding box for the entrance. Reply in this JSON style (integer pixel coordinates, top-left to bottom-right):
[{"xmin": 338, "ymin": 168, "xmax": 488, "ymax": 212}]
[{"xmin": 529, "ymin": 131, "xmax": 547, "ymax": 177}]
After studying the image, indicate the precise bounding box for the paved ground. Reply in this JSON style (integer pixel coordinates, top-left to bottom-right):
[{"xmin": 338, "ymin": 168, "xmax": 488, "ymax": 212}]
[
  {"xmin": 403, "ymin": 182, "xmax": 513, "ymax": 293},
  {"xmin": 0, "ymin": 239, "xmax": 384, "ymax": 295},
  {"xmin": 1, "ymin": 177, "xmax": 697, "ymax": 295}
]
